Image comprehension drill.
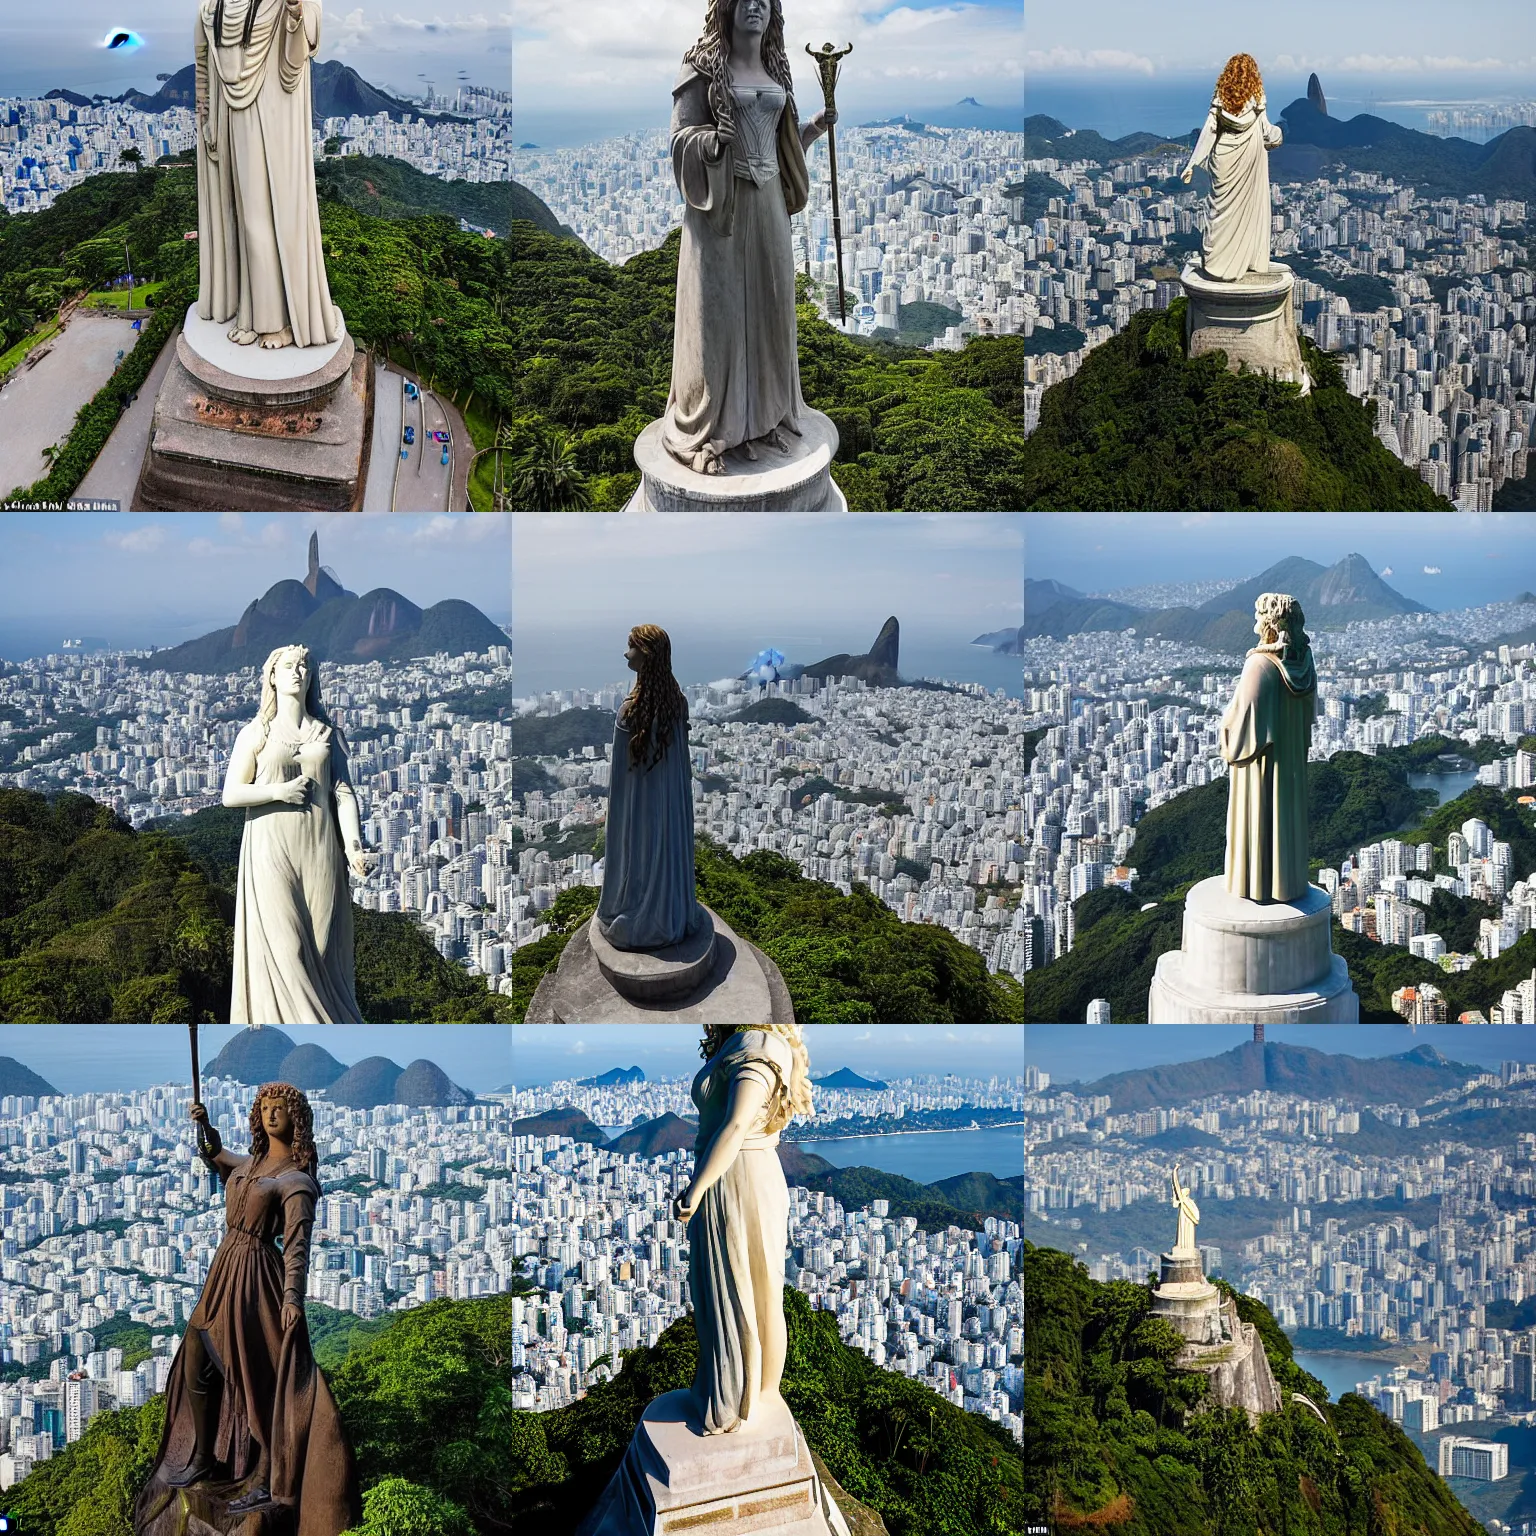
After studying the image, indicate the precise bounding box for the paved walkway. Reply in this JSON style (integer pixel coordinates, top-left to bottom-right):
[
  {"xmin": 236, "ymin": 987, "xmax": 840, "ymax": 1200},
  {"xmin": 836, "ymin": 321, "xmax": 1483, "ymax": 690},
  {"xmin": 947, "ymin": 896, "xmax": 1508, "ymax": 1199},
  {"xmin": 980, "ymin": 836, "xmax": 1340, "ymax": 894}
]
[
  {"xmin": 361, "ymin": 362, "xmax": 404, "ymax": 512},
  {"xmin": 72, "ymin": 326, "xmax": 178, "ymax": 509},
  {"xmin": 0, "ymin": 312, "xmax": 141, "ymax": 499}
]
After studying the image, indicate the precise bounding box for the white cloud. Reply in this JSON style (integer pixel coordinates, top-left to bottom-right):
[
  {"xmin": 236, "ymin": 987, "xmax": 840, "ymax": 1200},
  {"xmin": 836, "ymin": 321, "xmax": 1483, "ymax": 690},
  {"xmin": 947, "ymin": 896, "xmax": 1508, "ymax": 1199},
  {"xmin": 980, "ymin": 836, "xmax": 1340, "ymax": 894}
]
[
  {"xmin": 408, "ymin": 513, "xmax": 510, "ymax": 544},
  {"xmin": 259, "ymin": 521, "xmax": 288, "ymax": 548},
  {"xmin": 1024, "ymin": 46, "xmax": 1154, "ymax": 75},
  {"xmin": 104, "ymin": 524, "xmax": 166, "ymax": 553},
  {"xmin": 187, "ymin": 537, "xmax": 217, "ymax": 557},
  {"xmin": 219, "ymin": 512, "xmax": 244, "ymax": 532},
  {"xmin": 568, "ymin": 1039, "xmax": 589, "ymax": 1053},
  {"xmin": 1423, "ymin": 564, "xmax": 1442, "ymax": 575},
  {"xmin": 1380, "ymin": 565, "xmax": 1393, "ymax": 576}
]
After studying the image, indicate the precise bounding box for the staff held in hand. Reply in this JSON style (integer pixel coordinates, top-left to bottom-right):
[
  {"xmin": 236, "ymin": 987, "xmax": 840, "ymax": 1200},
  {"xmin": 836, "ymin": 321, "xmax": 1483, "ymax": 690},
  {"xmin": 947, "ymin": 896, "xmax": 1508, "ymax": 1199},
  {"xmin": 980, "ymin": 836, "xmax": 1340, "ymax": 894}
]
[{"xmin": 806, "ymin": 41, "xmax": 852, "ymax": 324}]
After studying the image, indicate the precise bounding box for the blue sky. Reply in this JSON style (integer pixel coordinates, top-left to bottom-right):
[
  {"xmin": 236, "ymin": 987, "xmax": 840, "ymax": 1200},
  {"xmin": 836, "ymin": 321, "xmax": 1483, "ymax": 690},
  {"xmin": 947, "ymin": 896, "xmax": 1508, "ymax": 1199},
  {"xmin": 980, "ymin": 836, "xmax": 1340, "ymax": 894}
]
[
  {"xmin": 0, "ymin": 3, "xmax": 506, "ymax": 101},
  {"xmin": 0, "ymin": 1025, "xmax": 512, "ymax": 1095},
  {"xmin": 511, "ymin": 1024, "xmax": 1024, "ymax": 1085},
  {"xmin": 1024, "ymin": 512, "xmax": 1533, "ymax": 614},
  {"xmin": 1026, "ymin": 0, "xmax": 1536, "ymax": 84},
  {"xmin": 512, "ymin": 0, "xmax": 1023, "ymax": 121},
  {"xmin": 0, "ymin": 512, "xmax": 511, "ymax": 660},
  {"xmin": 1026, "ymin": 1024, "xmax": 1536, "ymax": 1089}
]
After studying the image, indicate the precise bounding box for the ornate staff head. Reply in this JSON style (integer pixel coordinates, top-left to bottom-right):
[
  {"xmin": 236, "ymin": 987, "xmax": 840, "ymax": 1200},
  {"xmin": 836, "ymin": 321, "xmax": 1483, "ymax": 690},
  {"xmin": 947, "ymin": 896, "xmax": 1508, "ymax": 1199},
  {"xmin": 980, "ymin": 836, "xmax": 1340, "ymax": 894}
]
[{"xmin": 805, "ymin": 41, "xmax": 853, "ymax": 107}]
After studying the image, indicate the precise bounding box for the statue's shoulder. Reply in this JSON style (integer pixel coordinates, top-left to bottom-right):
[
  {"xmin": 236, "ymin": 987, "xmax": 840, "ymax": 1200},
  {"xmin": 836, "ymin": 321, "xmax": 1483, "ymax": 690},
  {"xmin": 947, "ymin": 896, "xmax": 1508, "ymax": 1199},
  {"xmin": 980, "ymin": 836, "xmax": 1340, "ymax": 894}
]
[
  {"xmin": 727, "ymin": 1028, "xmax": 793, "ymax": 1074},
  {"xmin": 674, "ymin": 60, "xmax": 706, "ymax": 96},
  {"xmin": 276, "ymin": 1166, "xmax": 321, "ymax": 1201}
]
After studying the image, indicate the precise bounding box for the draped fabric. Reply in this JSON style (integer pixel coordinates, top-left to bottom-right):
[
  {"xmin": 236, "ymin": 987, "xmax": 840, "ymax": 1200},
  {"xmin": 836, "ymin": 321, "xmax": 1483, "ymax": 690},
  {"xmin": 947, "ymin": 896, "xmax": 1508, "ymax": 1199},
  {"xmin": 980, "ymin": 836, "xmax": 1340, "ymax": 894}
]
[
  {"xmin": 687, "ymin": 1030, "xmax": 794, "ymax": 1434},
  {"xmin": 230, "ymin": 718, "xmax": 363, "ymax": 1023},
  {"xmin": 135, "ymin": 1157, "xmax": 358, "ymax": 1536},
  {"xmin": 595, "ymin": 713, "xmax": 704, "ymax": 951},
  {"xmin": 1183, "ymin": 92, "xmax": 1283, "ymax": 281},
  {"xmin": 1220, "ymin": 649, "xmax": 1317, "ymax": 903},
  {"xmin": 195, "ymin": 0, "xmax": 341, "ymax": 345},
  {"xmin": 661, "ymin": 66, "xmax": 810, "ymax": 464}
]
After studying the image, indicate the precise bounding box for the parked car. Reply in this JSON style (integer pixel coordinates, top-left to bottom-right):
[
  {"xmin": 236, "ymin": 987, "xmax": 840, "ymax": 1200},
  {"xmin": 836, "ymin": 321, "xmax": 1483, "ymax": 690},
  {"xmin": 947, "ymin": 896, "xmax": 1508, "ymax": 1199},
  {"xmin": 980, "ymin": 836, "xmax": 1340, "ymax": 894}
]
[
  {"xmin": 403, "ymin": 425, "xmax": 416, "ymax": 445},
  {"xmin": 441, "ymin": 446, "xmax": 449, "ymax": 466},
  {"xmin": 404, "ymin": 380, "xmax": 419, "ymax": 400}
]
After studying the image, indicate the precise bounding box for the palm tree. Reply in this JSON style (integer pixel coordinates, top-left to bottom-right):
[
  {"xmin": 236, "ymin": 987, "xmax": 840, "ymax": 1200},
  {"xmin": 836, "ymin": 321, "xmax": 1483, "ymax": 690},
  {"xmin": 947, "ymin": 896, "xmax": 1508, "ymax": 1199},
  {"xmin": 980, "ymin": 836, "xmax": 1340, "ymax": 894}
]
[{"xmin": 510, "ymin": 427, "xmax": 591, "ymax": 511}]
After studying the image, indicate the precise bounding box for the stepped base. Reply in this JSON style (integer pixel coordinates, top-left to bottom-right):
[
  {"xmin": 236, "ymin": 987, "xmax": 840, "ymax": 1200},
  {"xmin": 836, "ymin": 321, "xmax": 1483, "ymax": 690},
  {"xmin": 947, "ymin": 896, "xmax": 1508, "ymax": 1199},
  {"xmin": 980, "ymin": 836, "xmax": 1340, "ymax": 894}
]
[
  {"xmin": 525, "ymin": 906, "xmax": 795, "ymax": 1023},
  {"xmin": 625, "ymin": 410, "xmax": 847, "ymax": 512},
  {"xmin": 1182, "ymin": 263, "xmax": 1311, "ymax": 394},
  {"xmin": 591, "ymin": 908, "xmax": 716, "ymax": 1001},
  {"xmin": 577, "ymin": 1390, "xmax": 848, "ymax": 1536}
]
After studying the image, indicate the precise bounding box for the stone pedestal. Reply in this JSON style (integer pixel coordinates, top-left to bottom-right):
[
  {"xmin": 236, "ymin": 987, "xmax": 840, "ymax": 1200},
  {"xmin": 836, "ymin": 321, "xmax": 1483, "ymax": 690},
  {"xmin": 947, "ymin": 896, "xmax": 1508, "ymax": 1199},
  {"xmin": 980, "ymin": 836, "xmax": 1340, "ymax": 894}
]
[
  {"xmin": 525, "ymin": 905, "xmax": 795, "ymax": 1023},
  {"xmin": 1149, "ymin": 1250, "xmax": 1222, "ymax": 1345},
  {"xmin": 135, "ymin": 1472, "xmax": 295, "ymax": 1536},
  {"xmin": 1181, "ymin": 263, "xmax": 1311, "ymax": 394},
  {"xmin": 577, "ymin": 1389, "xmax": 849, "ymax": 1536},
  {"xmin": 134, "ymin": 305, "xmax": 371, "ymax": 511},
  {"xmin": 624, "ymin": 411, "xmax": 848, "ymax": 512},
  {"xmin": 1147, "ymin": 876, "xmax": 1358, "ymax": 1023}
]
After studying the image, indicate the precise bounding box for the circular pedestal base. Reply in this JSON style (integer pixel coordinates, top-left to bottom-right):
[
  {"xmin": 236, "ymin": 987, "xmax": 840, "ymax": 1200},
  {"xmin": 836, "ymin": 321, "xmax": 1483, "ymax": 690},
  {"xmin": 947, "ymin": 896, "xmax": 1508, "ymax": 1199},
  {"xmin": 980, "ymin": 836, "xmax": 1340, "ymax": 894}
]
[
  {"xmin": 625, "ymin": 409, "xmax": 848, "ymax": 512},
  {"xmin": 1181, "ymin": 263, "xmax": 1311, "ymax": 394},
  {"xmin": 180, "ymin": 305, "xmax": 354, "ymax": 407},
  {"xmin": 590, "ymin": 908, "xmax": 716, "ymax": 1002}
]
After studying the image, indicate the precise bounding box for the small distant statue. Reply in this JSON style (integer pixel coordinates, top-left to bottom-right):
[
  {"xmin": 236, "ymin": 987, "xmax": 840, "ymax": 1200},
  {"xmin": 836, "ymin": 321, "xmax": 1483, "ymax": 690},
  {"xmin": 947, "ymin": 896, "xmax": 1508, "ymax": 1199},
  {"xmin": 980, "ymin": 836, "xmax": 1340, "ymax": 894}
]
[
  {"xmin": 596, "ymin": 626, "xmax": 707, "ymax": 950},
  {"xmin": 134, "ymin": 1085, "xmax": 358, "ymax": 1533},
  {"xmin": 662, "ymin": 0, "xmax": 836, "ymax": 475},
  {"xmin": 195, "ymin": 0, "xmax": 343, "ymax": 348},
  {"xmin": 223, "ymin": 645, "xmax": 376, "ymax": 1022},
  {"xmin": 1170, "ymin": 1165, "xmax": 1201, "ymax": 1256},
  {"xmin": 674, "ymin": 1024, "xmax": 814, "ymax": 1430},
  {"xmin": 1219, "ymin": 594, "xmax": 1317, "ymax": 904},
  {"xmin": 1180, "ymin": 52, "xmax": 1283, "ymax": 281}
]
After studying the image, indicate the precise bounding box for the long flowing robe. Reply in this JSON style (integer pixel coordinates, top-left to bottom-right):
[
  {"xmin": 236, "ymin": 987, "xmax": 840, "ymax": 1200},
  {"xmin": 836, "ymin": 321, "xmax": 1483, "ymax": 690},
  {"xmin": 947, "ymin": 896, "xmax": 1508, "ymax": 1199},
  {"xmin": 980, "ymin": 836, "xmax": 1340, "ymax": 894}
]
[
  {"xmin": 1183, "ymin": 92, "xmax": 1283, "ymax": 281},
  {"xmin": 134, "ymin": 1153, "xmax": 358, "ymax": 1536},
  {"xmin": 595, "ymin": 710, "xmax": 703, "ymax": 951},
  {"xmin": 230, "ymin": 717, "xmax": 363, "ymax": 1023},
  {"xmin": 687, "ymin": 1029, "xmax": 794, "ymax": 1433},
  {"xmin": 195, "ymin": 0, "xmax": 341, "ymax": 345},
  {"xmin": 1219, "ymin": 644, "xmax": 1317, "ymax": 903},
  {"xmin": 662, "ymin": 66, "xmax": 811, "ymax": 465}
]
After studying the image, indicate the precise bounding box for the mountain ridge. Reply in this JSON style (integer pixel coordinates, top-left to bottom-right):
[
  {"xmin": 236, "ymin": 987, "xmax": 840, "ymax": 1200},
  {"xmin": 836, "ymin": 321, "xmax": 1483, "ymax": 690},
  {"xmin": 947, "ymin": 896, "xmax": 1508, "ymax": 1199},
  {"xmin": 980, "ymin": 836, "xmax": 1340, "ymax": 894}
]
[{"xmin": 803, "ymin": 616, "xmax": 902, "ymax": 688}]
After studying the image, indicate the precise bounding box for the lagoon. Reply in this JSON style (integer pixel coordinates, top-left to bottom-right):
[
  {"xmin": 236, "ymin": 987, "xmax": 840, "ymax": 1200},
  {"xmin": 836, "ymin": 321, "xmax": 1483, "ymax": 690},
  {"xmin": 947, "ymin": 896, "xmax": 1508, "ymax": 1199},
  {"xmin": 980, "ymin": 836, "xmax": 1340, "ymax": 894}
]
[{"xmin": 794, "ymin": 1125, "xmax": 1025, "ymax": 1182}]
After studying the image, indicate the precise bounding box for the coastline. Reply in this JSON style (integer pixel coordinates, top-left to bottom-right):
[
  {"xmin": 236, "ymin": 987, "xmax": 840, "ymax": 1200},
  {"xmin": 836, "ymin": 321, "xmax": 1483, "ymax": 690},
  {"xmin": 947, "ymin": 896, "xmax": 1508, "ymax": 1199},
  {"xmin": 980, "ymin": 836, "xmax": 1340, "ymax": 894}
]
[{"xmin": 795, "ymin": 1119, "xmax": 1027, "ymax": 1143}]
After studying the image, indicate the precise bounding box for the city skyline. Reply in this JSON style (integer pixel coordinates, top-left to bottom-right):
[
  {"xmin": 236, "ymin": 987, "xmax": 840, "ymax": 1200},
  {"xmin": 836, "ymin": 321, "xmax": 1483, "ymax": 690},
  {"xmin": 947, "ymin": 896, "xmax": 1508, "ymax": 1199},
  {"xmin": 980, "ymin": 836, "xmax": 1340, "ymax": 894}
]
[
  {"xmin": 0, "ymin": 512, "xmax": 512, "ymax": 660},
  {"xmin": 509, "ymin": 1024, "xmax": 1025, "ymax": 1085},
  {"xmin": 0, "ymin": 2, "xmax": 504, "ymax": 102},
  {"xmin": 0, "ymin": 1025, "xmax": 512, "ymax": 1095}
]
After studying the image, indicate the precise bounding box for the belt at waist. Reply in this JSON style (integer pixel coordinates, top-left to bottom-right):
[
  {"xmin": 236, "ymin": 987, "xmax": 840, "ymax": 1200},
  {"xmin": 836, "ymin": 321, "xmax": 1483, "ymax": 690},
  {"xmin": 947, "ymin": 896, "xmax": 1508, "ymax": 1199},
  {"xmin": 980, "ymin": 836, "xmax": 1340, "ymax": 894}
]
[
  {"xmin": 733, "ymin": 162, "xmax": 780, "ymax": 185},
  {"xmin": 740, "ymin": 1131, "xmax": 781, "ymax": 1150}
]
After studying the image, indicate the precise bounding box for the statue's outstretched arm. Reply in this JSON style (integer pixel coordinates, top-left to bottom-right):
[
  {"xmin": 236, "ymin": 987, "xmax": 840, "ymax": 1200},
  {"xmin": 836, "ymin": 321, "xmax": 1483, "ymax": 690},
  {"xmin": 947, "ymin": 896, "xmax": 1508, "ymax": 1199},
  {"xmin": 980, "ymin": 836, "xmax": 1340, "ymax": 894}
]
[{"xmin": 1183, "ymin": 106, "xmax": 1218, "ymax": 178}]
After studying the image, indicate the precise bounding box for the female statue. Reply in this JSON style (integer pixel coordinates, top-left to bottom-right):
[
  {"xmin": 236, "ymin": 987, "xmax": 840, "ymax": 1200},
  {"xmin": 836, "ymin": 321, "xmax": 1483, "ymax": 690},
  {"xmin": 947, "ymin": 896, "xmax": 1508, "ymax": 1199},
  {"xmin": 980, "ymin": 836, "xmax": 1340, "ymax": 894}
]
[
  {"xmin": 1170, "ymin": 1165, "xmax": 1201, "ymax": 1255},
  {"xmin": 673, "ymin": 1024, "xmax": 813, "ymax": 1431},
  {"xmin": 223, "ymin": 644, "xmax": 375, "ymax": 1022},
  {"xmin": 1179, "ymin": 53, "xmax": 1284, "ymax": 281},
  {"xmin": 134, "ymin": 1085, "xmax": 358, "ymax": 1534},
  {"xmin": 663, "ymin": 0, "xmax": 835, "ymax": 475},
  {"xmin": 1219, "ymin": 593, "xmax": 1317, "ymax": 903},
  {"xmin": 195, "ymin": 0, "xmax": 343, "ymax": 349},
  {"xmin": 595, "ymin": 625, "xmax": 706, "ymax": 950}
]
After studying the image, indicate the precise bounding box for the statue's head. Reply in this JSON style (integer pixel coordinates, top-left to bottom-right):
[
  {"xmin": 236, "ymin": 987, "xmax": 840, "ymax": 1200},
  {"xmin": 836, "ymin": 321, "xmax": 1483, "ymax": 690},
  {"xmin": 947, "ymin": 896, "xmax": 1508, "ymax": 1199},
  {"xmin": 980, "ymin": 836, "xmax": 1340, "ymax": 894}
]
[
  {"xmin": 1253, "ymin": 592, "xmax": 1307, "ymax": 654},
  {"xmin": 1215, "ymin": 53, "xmax": 1262, "ymax": 115},
  {"xmin": 623, "ymin": 624, "xmax": 686, "ymax": 770},
  {"xmin": 685, "ymin": 0, "xmax": 793, "ymax": 139},
  {"xmin": 260, "ymin": 643, "xmax": 322, "ymax": 716},
  {"xmin": 249, "ymin": 1081, "xmax": 317, "ymax": 1174},
  {"xmin": 701, "ymin": 1025, "xmax": 813, "ymax": 1130}
]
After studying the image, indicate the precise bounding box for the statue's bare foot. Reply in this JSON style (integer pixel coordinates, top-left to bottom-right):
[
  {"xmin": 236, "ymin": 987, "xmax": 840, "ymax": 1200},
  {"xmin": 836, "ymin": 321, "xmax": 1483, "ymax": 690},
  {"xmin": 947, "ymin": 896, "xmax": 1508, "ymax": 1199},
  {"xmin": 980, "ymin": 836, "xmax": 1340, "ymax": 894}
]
[
  {"xmin": 259, "ymin": 326, "xmax": 294, "ymax": 349},
  {"xmin": 690, "ymin": 448, "xmax": 725, "ymax": 475},
  {"xmin": 763, "ymin": 428, "xmax": 789, "ymax": 452},
  {"xmin": 742, "ymin": 439, "xmax": 759, "ymax": 462},
  {"xmin": 227, "ymin": 328, "xmax": 258, "ymax": 345}
]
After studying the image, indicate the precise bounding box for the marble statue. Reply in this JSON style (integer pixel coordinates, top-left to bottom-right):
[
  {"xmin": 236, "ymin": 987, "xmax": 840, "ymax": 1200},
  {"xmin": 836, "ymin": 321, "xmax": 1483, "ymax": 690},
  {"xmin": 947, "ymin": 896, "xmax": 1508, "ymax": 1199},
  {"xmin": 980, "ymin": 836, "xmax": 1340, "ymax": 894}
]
[
  {"xmin": 134, "ymin": 1085, "xmax": 358, "ymax": 1534},
  {"xmin": 1219, "ymin": 593, "xmax": 1317, "ymax": 903},
  {"xmin": 674, "ymin": 1024, "xmax": 813, "ymax": 1431},
  {"xmin": 195, "ymin": 0, "xmax": 343, "ymax": 349},
  {"xmin": 662, "ymin": 0, "xmax": 835, "ymax": 475},
  {"xmin": 1180, "ymin": 52, "xmax": 1283, "ymax": 281},
  {"xmin": 596, "ymin": 625, "xmax": 707, "ymax": 950},
  {"xmin": 222, "ymin": 645, "xmax": 375, "ymax": 1023},
  {"xmin": 1170, "ymin": 1165, "xmax": 1201, "ymax": 1256}
]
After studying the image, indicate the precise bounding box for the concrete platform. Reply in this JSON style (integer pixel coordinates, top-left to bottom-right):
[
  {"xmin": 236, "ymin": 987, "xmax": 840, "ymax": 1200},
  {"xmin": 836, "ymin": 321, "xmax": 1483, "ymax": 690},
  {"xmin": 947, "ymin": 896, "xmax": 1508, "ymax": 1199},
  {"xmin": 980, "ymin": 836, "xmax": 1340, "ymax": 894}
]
[
  {"xmin": 624, "ymin": 410, "xmax": 848, "ymax": 512},
  {"xmin": 181, "ymin": 302, "xmax": 346, "ymax": 384},
  {"xmin": 525, "ymin": 906, "xmax": 794, "ymax": 1024},
  {"xmin": 577, "ymin": 1389, "xmax": 847, "ymax": 1536},
  {"xmin": 1182, "ymin": 262, "xmax": 1311, "ymax": 393},
  {"xmin": 591, "ymin": 908, "xmax": 716, "ymax": 1002}
]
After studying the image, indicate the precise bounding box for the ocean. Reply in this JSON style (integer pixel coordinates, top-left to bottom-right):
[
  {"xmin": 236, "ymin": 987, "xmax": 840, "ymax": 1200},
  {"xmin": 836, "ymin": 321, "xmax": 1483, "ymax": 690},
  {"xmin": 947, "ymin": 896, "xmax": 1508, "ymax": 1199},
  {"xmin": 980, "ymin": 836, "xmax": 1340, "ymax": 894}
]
[
  {"xmin": 795, "ymin": 1124, "xmax": 1025, "ymax": 1181},
  {"xmin": 1290, "ymin": 1349, "xmax": 1394, "ymax": 1403}
]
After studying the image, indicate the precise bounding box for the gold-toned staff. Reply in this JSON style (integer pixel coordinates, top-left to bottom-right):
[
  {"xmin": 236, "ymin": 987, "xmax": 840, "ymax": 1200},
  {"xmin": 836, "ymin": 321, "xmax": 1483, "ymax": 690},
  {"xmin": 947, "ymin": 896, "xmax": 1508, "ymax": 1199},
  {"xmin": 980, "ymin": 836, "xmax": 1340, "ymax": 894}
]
[
  {"xmin": 806, "ymin": 41, "xmax": 853, "ymax": 325},
  {"xmin": 188, "ymin": 1023, "xmax": 210, "ymax": 1155}
]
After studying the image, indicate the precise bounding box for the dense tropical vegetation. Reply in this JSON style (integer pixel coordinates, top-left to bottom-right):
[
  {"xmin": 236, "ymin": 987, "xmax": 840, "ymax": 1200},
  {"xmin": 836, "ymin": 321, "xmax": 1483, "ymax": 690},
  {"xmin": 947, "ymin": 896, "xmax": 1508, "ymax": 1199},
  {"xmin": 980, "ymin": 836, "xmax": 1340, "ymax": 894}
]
[
  {"xmin": 513, "ymin": 1286, "xmax": 1024, "ymax": 1535},
  {"xmin": 508, "ymin": 220, "xmax": 1029, "ymax": 510},
  {"xmin": 1025, "ymin": 1243, "xmax": 1482, "ymax": 1535},
  {"xmin": 1, "ymin": 1296, "xmax": 509, "ymax": 1536},
  {"xmin": 1018, "ymin": 301, "xmax": 1454, "ymax": 510},
  {"xmin": 0, "ymin": 789, "xmax": 513, "ymax": 1021},
  {"xmin": 512, "ymin": 836, "xmax": 1026, "ymax": 1023}
]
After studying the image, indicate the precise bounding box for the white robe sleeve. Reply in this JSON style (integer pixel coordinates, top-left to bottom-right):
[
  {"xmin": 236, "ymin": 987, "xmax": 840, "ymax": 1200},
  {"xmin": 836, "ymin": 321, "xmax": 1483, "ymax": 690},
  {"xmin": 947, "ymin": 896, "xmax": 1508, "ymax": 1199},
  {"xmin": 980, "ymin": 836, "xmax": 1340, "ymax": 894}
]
[{"xmin": 1184, "ymin": 104, "xmax": 1218, "ymax": 175}]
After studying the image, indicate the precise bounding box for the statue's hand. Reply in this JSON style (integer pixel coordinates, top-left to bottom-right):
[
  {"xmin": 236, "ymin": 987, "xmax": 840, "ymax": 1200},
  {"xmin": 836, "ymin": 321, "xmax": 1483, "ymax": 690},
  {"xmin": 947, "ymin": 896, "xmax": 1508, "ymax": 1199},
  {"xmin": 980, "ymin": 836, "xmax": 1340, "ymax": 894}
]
[
  {"xmin": 673, "ymin": 1185, "xmax": 701, "ymax": 1223},
  {"xmin": 348, "ymin": 848, "xmax": 379, "ymax": 879},
  {"xmin": 189, "ymin": 1102, "xmax": 211, "ymax": 1130},
  {"xmin": 281, "ymin": 1302, "xmax": 303, "ymax": 1332},
  {"xmin": 1180, "ymin": 167, "xmax": 1193, "ymax": 184},
  {"xmin": 270, "ymin": 775, "xmax": 311, "ymax": 807}
]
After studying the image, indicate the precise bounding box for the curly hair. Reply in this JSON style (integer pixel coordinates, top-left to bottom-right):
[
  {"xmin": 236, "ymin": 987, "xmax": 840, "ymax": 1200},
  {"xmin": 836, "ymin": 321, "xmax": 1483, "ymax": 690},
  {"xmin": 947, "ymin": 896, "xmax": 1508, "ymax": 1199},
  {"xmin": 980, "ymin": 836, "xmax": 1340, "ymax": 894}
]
[
  {"xmin": 253, "ymin": 645, "xmax": 343, "ymax": 755},
  {"xmin": 683, "ymin": 0, "xmax": 796, "ymax": 148},
  {"xmin": 248, "ymin": 1082, "xmax": 318, "ymax": 1176},
  {"xmin": 700, "ymin": 1025, "xmax": 813, "ymax": 1131},
  {"xmin": 1254, "ymin": 592, "xmax": 1309, "ymax": 657},
  {"xmin": 622, "ymin": 624, "xmax": 689, "ymax": 771},
  {"xmin": 1215, "ymin": 53, "xmax": 1263, "ymax": 115}
]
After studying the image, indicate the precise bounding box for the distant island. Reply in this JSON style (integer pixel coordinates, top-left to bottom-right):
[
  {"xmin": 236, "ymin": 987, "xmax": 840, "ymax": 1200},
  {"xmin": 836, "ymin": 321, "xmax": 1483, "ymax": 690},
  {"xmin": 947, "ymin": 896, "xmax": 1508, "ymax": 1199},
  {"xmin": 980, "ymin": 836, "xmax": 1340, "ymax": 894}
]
[
  {"xmin": 577, "ymin": 1066, "xmax": 646, "ymax": 1086},
  {"xmin": 812, "ymin": 1067, "xmax": 889, "ymax": 1090}
]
